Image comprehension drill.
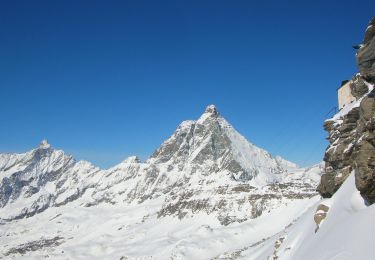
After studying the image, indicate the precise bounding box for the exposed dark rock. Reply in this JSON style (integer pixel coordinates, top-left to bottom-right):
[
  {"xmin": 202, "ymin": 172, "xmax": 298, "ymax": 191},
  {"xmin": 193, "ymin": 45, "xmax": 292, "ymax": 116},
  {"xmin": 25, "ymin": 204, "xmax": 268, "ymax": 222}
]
[
  {"xmin": 4, "ymin": 236, "xmax": 64, "ymax": 256},
  {"xmin": 319, "ymin": 18, "xmax": 375, "ymax": 203},
  {"xmin": 350, "ymin": 75, "xmax": 369, "ymax": 99},
  {"xmin": 352, "ymin": 138, "xmax": 375, "ymax": 202},
  {"xmin": 357, "ymin": 17, "xmax": 375, "ymax": 82},
  {"xmin": 364, "ymin": 17, "xmax": 375, "ymax": 45}
]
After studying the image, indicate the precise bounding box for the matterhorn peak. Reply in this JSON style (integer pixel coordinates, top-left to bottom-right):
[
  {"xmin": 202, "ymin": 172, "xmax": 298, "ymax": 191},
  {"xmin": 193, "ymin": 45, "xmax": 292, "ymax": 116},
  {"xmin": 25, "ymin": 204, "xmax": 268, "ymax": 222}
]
[
  {"xmin": 39, "ymin": 139, "xmax": 51, "ymax": 149},
  {"xmin": 204, "ymin": 104, "xmax": 219, "ymax": 116},
  {"xmin": 197, "ymin": 105, "xmax": 221, "ymax": 123}
]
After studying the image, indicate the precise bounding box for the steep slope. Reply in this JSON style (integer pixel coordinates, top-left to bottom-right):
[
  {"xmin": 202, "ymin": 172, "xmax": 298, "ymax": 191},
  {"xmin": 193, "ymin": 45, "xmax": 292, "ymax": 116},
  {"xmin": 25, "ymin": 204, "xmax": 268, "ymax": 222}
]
[
  {"xmin": 148, "ymin": 105, "xmax": 288, "ymax": 185},
  {"xmin": 221, "ymin": 172, "xmax": 374, "ymax": 260},
  {"xmin": 278, "ymin": 173, "xmax": 373, "ymax": 260}
]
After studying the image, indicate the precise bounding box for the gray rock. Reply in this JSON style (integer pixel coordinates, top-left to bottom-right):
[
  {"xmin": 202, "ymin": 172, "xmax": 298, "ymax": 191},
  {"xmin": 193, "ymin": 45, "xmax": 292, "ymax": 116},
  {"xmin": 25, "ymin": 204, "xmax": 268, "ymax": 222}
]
[
  {"xmin": 357, "ymin": 17, "xmax": 375, "ymax": 82},
  {"xmin": 350, "ymin": 75, "xmax": 369, "ymax": 99},
  {"xmin": 364, "ymin": 17, "xmax": 375, "ymax": 45},
  {"xmin": 314, "ymin": 204, "xmax": 329, "ymax": 232},
  {"xmin": 353, "ymin": 139, "xmax": 375, "ymax": 203},
  {"xmin": 319, "ymin": 19, "xmax": 375, "ymax": 202}
]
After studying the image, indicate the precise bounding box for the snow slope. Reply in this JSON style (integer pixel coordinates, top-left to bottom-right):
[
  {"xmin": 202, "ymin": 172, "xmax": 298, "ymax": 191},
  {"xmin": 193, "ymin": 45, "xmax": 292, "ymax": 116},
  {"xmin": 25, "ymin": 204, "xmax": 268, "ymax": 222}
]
[
  {"xmin": 0, "ymin": 105, "xmax": 323, "ymax": 259},
  {"xmin": 225, "ymin": 172, "xmax": 374, "ymax": 260},
  {"xmin": 278, "ymin": 172, "xmax": 373, "ymax": 260}
]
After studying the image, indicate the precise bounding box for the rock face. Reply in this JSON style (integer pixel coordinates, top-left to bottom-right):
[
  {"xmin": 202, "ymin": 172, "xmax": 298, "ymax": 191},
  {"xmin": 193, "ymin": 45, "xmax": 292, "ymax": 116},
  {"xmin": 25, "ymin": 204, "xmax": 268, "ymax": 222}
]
[
  {"xmin": 0, "ymin": 140, "xmax": 100, "ymax": 220},
  {"xmin": 318, "ymin": 105, "xmax": 361, "ymax": 197},
  {"xmin": 318, "ymin": 17, "xmax": 375, "ymax": 204},
  {"xmin": 357, "ymin": 17, "xmax": 375, "ymax": 82},
  {"xmin": 149, "ymin": 104, "xmax": 287, "ymax": 184}
]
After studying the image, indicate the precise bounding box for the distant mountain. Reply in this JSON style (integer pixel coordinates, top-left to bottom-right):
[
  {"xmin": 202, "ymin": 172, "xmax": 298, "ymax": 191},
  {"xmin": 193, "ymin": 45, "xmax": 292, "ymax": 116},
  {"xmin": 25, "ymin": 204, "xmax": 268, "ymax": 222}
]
[{"xmin": 0, "ymin": 105, "xmax": 323, "ymax": 259}]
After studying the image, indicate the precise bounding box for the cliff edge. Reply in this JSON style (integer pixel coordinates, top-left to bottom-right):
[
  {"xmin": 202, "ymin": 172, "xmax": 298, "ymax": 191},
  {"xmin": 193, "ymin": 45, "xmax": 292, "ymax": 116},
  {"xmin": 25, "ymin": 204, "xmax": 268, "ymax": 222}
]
[{"xmin": 318, "ymin": 17, "xmax": 375, "ymax": 204}]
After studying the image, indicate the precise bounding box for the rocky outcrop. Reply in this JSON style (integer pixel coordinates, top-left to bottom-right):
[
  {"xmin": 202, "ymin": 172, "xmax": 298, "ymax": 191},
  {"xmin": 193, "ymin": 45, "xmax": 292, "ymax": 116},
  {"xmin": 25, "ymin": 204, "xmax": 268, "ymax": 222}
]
[
  {"xmin": 351, "ymin": 74, "xmax": 370, "ymax": 98},
  {"xmin": 314, "ymin": 204, "xmax": 329, "ymax": 232},
  {"xmin": 357, "ymin": 17, "xmax": 375, "ymax": 82},
  {"xmin": 318, "ymin": 17, "xmax": 375, "ymax": 204},
  {"xmin": 318, "ymin": 105, "xmax": 360, "ymax": 197},
  {"xmin": 352, "ymin": 96, "xmax": 375, "ymax": 202}
]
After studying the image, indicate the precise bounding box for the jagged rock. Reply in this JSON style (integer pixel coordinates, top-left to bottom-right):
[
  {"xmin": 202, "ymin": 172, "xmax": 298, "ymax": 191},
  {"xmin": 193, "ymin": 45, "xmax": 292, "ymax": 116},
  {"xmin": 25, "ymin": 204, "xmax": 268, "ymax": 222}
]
[
  {"xmin": 319, "ymin": 84, "xmax": 373, "ymax": 199},
  {"xmin": 357, "ymin": 17, "xmax": 375, "ymax": 82},
  {"xmin": 350, "ymin": 75, "xmax": 369, "ymax": 99},
  {"xmin": 359, "ymin": 95, "xmax": 375, "ymax": 120},
  {"xmin": 319, "ymin": 19, "xmax": 375, "ymax": 203},
  {"xmin": 364, "ymin": 17, "xmax": 375, "ymax": 45},
  {"xmin": 319, "ymin": 106, "xmax": 359, "ymax": 198},
  {"xmin": 314, "ymin": 204, "xmax": 329, "ymax": 232},
  {"xmin": 149, "ymin": 104, "xmax": 288, "ymax": 184},
  {"xmin": 323, "ymin": 93, "xmax": 375, "ymax": 203},
  {"xmin": 352, "ymin": 139, "xmax": 375, "ymax": 202},
  {"xmin": 317, "ymin": 173, "xmax": 337, "ymax": 198}
]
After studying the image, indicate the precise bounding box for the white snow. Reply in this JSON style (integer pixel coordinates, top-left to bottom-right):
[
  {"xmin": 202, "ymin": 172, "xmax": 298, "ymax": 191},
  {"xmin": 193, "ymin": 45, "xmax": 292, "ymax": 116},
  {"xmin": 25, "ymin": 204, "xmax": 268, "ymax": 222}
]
[
  {"xmin": 0, "ymin": 105, "xmax": 326, "ymax": 259},
  {"xmin": 0, "ymin": 192, "xmax": 320, "ymax": 259},
  {"xmin": 254, "ymin": 172, "xmax": 375, "ymax": 260}
]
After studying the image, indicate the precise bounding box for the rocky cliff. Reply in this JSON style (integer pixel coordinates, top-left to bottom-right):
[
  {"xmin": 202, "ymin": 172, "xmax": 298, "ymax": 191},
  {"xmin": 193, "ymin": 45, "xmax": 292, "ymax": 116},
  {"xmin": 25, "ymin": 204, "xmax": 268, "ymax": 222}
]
[{"xmin": 318, "ymin": 17, "xmax": 375, "ymax": 204}]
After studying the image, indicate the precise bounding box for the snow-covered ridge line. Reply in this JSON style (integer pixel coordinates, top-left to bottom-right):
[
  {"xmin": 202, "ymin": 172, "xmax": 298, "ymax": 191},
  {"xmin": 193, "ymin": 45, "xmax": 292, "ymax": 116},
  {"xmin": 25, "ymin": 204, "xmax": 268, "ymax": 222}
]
[{"xmin": 0, "ymin": 105, "xmax": 324, "ymax": 259}]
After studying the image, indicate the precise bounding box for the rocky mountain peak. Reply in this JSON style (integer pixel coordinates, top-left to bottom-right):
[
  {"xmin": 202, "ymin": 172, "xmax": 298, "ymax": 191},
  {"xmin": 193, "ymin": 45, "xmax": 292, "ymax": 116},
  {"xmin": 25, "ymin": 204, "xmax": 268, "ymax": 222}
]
[
  {"xmin": 197, "ymin": 104, "xmax": 220, "ymax": 123},
  {"xmin": 204, "ymin": 104, "xmax": 219, "ymax": 116},
  {"xmin": 39, "ymin": 139, "xmax": 51, "ymax": 149},
  {"xmin": 147, "ymin": 104, "xmax": 293, "ymax": 185},
  {"xmin": 357, "ymin": 16, "xmax": 375, "ymax": 82}
]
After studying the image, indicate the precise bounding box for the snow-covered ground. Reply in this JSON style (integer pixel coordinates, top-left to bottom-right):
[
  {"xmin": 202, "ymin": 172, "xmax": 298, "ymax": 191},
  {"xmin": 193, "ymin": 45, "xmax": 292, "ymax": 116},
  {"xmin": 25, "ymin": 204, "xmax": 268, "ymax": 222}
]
[
  {"xmin": 0, "ymin": 192, "xmax": 320, "ymax": 259},
  {"xmin": 0, "ymin": 105, "xmax": 326, "ymax": 259},
  {"xmin": 223, "ymin": 172, "xmax": 375, "ymax": 260}
]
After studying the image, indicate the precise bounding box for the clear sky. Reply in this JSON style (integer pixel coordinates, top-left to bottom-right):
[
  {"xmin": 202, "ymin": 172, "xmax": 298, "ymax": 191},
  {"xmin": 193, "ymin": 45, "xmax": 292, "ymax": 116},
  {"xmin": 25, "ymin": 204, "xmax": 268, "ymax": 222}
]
[{"xmin": 1, "ymin": 1, "xmax": 374, "ymax": 168}]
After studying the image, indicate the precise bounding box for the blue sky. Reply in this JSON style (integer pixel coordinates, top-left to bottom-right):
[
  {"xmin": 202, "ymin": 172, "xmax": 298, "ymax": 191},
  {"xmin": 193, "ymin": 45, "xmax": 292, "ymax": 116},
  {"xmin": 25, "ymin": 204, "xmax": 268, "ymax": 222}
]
[{"xmin": 1, "ymin": 1, "xmax": 374, "ymax": 168}]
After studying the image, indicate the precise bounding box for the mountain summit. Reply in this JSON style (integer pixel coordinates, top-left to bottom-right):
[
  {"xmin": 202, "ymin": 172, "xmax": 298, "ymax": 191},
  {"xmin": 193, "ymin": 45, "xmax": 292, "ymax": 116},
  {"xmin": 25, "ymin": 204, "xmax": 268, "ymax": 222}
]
[
  {"xmin": 204, "ymin": 104, "xmax": 220, "ymax": 116},
  {"xmin": 39, "ymin": 139, "xmax": 51, "ymax": 149},
  {"xmin": 150, "ymin": 104, "xmax": 291, "ymax": 185}
]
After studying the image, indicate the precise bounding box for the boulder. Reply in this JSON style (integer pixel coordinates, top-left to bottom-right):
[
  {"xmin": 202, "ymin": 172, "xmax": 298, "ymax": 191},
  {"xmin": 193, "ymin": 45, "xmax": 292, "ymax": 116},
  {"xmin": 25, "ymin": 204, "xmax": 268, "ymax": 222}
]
[{"xmin": 314, "ymin": 204, "xmax": 330, "ymax": 232}]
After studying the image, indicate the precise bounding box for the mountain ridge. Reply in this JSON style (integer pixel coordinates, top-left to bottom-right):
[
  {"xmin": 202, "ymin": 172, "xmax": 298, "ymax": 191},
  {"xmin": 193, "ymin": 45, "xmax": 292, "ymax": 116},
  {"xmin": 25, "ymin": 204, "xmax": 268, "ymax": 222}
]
[{"xmin": 0, "ymin": 104, "xmax": 322, "ymax": 259}]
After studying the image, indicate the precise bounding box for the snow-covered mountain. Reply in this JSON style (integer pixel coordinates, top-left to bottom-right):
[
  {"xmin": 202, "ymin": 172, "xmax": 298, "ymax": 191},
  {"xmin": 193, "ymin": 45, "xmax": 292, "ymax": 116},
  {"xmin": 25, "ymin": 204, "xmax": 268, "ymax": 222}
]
[
  {"xmin": 2, "ymin": 15, "xmax": 374, "ymax": 260},
  {"xmin": 0, "ymin": 105, "xmax": 323, "ymax": 259}
]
